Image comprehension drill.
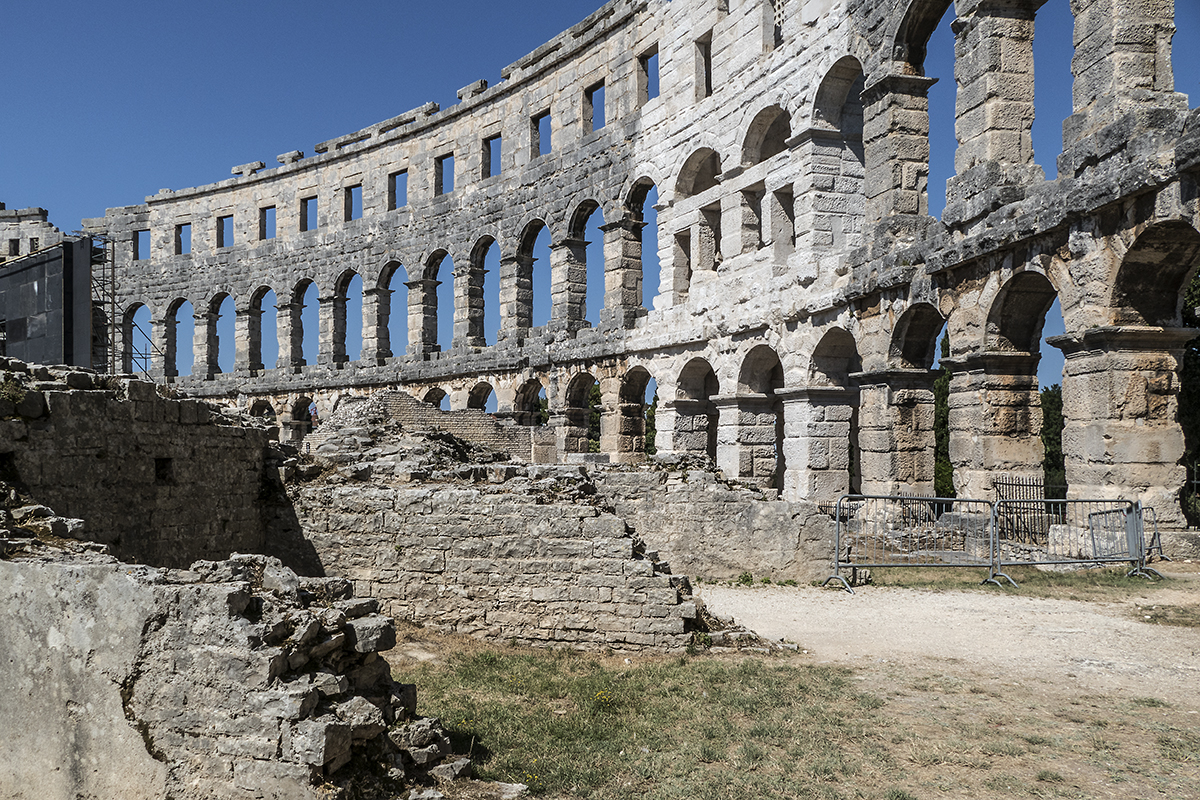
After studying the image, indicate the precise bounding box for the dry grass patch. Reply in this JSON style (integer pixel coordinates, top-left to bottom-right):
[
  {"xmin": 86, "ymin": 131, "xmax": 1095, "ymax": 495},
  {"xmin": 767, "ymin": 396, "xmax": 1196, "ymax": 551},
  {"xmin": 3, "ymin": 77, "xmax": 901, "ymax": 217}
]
[{"xmin": 865, "ymin": 565, "xmax": 1168, "ymax": 601}]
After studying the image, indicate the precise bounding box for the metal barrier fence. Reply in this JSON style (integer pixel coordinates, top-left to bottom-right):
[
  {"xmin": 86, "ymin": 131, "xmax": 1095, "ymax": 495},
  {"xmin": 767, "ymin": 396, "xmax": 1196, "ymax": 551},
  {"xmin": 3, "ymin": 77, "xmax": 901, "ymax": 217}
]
[{"xmin": 823, "ymin": 494, "xmax": 1161, "ymax": 593}]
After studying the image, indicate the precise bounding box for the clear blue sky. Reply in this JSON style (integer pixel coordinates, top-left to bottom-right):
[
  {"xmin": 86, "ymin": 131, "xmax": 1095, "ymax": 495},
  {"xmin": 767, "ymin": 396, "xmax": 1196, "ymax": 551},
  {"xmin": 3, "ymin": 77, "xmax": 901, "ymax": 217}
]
[{"xmin": 3, "ymin": 1, "xmax": 1196, "ymax": 391}]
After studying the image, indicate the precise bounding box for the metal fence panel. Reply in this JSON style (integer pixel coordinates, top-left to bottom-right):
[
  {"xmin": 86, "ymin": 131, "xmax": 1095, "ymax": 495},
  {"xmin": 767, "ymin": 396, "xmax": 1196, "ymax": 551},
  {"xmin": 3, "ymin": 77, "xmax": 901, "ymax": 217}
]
[{"xmin": 995, "ymin": 499, "xmax": 1143, "ymax": 568}]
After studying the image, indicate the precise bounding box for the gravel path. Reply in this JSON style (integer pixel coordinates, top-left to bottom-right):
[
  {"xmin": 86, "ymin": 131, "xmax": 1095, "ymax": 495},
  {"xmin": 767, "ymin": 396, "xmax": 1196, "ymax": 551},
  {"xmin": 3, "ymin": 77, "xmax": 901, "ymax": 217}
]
[{"xmin": 697, "ymin": 576, "xmax": 1200, "ymax": 707}]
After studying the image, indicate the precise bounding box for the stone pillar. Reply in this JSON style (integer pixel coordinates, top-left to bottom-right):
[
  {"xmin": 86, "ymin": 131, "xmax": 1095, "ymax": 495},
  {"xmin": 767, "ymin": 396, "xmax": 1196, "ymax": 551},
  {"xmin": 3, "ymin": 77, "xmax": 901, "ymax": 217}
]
[
  {"xmin": 1064, "ymin": 0, "xmax": 1186, "ymax": 156},
  {"xmin": 549, "ymin": 237, "xmax": 588, "ymax": 332},
  {"xmin": 360, "ymin": 286, "xmax": 391, "ymax": 364},
  {"xmin": 862, "ymin": 74, "xmax": 937, "ymax": 223},
  {"xmin": 944, "ymin": 352, "xmax": 1044, "ymax": 500},
  {"xmin": 152, "ymin": 314, "xmax": 175, "ymax": 379},
  {"xmin": 498, "ymin": 254, "xmax": 532, "ymax": 336},
  {"xmin": 1050, "ymin": 326, "xmax": 1195, "ymax": 526},
  {"xmin": 406, "ymin": 279, "xmax": 439, "ymax": 355},
  {"xmin": 235, "ymin": 308, "xmax": 261, "ymax": 374},
  {"xmin": 944, "ymin": 0, "xmax": 1043, "ymax": 225},
  {"xmin": 600, "ymin": 219, "xmax": 645, "ymax": 329},
  {"xmin": 276, "ymin": 302, "xmax": 303, "ymax": 371},
  {"xmin": 778, "ymin": 387, "xmax": 859, "ymax": 502},
  {"xmin": 452, "ymin": 263, "xmax": 485, "ymax": 348},
  {"xmin": 318, "ymin": 293, "xmax": 345, "ymax": 366},
  {"xmin": 739, "ymin": 188, "xmax": 764, "ymax": 255},
  {"xmin": 855, "ymin": 370, "xmax": 937, "ymax": 497},
  {"xmin": 713, "ymin": 393, "xmax": 781, "ymax": 489},
  {"xmin": 597, "ymin": 375, "xmax": 622, "ymax": 457},
  {"xmin": 194, "ymin": 310, "xmax": 217, "ymax": 379}
]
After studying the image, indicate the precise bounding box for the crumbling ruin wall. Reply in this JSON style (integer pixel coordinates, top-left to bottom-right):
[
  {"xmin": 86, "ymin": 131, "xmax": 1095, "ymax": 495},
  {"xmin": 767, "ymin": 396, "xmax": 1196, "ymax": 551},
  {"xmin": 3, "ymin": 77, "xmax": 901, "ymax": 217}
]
[
  {"xmin": 593, "ymin": 469, "xmax": 835, "ymax": 583},
  {"xmin": 0, "ymin": 551, "xmax": 428, "ymax": 800},
  {"xmin": 0, "ymin": 357, "xmax": 270, "ymax": 567},
  {"xmin": 274, "ymin": 412, "xmax": 696, "ymax": 651}
]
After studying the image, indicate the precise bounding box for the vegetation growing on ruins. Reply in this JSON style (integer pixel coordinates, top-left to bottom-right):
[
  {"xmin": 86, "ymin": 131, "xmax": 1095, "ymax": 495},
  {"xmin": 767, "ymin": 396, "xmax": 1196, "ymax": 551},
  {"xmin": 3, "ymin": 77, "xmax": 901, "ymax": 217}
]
[
  {"xmin": 1181, "ymin": 272, "xmax": 1200, "ymax": 524},
  {"xmin": 933, "ymin": 335, "xmax": 955, "ymax": 499},
  {"xmin": 1040, "ymin": 385, "xmax": 1065, "ymax": 496}
]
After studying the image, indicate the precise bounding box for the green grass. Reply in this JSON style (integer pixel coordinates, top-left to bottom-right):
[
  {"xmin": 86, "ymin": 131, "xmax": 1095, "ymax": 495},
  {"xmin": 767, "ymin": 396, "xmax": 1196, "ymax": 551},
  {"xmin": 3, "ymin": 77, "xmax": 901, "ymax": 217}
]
[{"xmin": 401, "ymin": 648, "xmax": 891, "ymax": 798}]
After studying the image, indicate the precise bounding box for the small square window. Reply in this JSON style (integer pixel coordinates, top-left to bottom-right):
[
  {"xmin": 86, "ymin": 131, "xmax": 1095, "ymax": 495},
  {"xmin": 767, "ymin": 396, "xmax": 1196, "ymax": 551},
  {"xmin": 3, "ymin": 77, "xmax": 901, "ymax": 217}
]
[
  {"xmin": 585, "ymin": 82, "xmax": 606, "ymax": 133},
  {"xmin": 154, "ymin": 457, "xmax": 174, "ymax": 486},
  {"xmin": 175, "ymin": 224, "xmax": 191, "ymax": 255},
  {"xmin": 133, "ymin": 230, "xmax": 150, "ymax": 260},
  {"xmin": 483, "ymin": 135, "xmax": 502, "ymax": 179},
  {"xmin": 217, "ymin": 215, "xmax": 233, "ymax": 248},
  {"xmin": 532, "ymin": 111, "xmax": 552, "ymax": 157},
  {"xmin": 344, "ymin": 184, "xmax": 362, "ymax": 221},
  {"xmin": 259, "ymin": 206, "xmax": 276, "ymax": 240},
  {"xmin": 435, "ymin": 155, "xmax": 454, "ymax": 195},
  {"xmin": 7, "ymin": 239, "xmax": 18, "ymax": 256},
  {"xmin": 300, "ymin": 197, "xmax": 318, "ymax": 232},
  {"xmin": 388, "ymin": 170, "xmax": 408, "ymax": 210},
  {"xmin": 28, "ymin": 238, "xmax": 38, "ymax": 252}
]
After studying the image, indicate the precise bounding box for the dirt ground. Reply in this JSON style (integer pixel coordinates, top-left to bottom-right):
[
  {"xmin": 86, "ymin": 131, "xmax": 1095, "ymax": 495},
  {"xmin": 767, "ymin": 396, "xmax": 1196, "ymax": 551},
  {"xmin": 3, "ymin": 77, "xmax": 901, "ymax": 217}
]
[{"xmin": 697, "ymin": 565, "xmax": 1200, "ymax": 799}]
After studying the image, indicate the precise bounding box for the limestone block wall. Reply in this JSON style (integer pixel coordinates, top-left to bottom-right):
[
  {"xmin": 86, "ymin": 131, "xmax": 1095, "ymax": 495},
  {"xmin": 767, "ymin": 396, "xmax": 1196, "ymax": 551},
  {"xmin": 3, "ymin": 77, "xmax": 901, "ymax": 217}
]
[
  {"xmin": 0, "ymin": 551, "xmax": 417, "ymax": 800},
  {"xmin": 0, "ymin": 356, "xmax": 271, "ymax": 567},
  {"xmin": 592, "ymin": 469, "xmax": 835, "ymax": 583}
]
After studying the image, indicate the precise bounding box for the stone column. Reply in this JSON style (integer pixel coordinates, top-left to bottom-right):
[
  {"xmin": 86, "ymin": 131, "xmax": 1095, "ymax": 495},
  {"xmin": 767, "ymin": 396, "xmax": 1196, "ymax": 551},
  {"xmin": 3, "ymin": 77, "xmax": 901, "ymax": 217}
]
[
  {"xmin": 317, "ymin": 293, "xmax": 345, "ymax": 366},
  {"xmin": 1050, "ymin": 326, "xmax": 1195, "ymax": 526},
  {"xmin": 600, "ymin": 219, "xmax": 645, "ymax": 329},
  {"xmin": 944, "ymin": 352, "xmax": 1044, "ymax": 500},
  {"xmin": 944, "ymin": 0, "xmax": 1043, "ymax": 226},
  {"xmin": 498, "ymin": 254, "xmax": 532, "ymax": 337},
  {"xmin": 360, "ymin": 286, "xmax": 391, "ymax": 364},
  {"xmin": 194, "ymin": 310, "xmax": 217, "ymax": 379},
  {"xmin": 855, "ymin": 370, "xmax": 937, "ymax": 497},
  {"xmin": 406, "ymin": 278, "xmax": 439, "ymax": 355},
  {"xmin": 152, "ymin": 314, "xmax": 175, "ymax": 379},
  {"xmin": 452, "ymin": 262, "xmax": 485, "ymax": 348},
  {"xmin": 549, "ymin": 237, "xmax": 588, "ymax": 332},
  {"xmin": 276, "ymin": 302, "xmax": 303, "ymax": 371},
  {"xmin": 778, "ymin": 387, "xmax": 859, "ymax": 502},
  {"xmin": 712, "ymin": 393, "xmax": 781, "ymax": 489},
  {"xmin": 235, "ymin": 307, "xmax": 261, "ymax": 375},
  {"xmin": 862, "ymin": 74, "xmax": 937, "ymax": 223},
  {"xmin": 597, "ymin": 374, "xmax": 623, "ymax": 458}
]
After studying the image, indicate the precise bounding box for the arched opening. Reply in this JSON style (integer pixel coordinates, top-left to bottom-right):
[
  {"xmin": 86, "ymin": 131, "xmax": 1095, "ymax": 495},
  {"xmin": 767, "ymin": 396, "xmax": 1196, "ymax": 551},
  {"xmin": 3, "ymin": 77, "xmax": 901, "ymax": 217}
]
[
  {"xmin": 381, "ymin": 261, "xmax": 408, "ymax": 358},
  {"xmin": 617, "ymin": 367, "xmax": 655, "ymax": 459},
  {"xmin": 425, "ymin": 252, "xmax": 455, "ymax": 352},
  {"xmin": 676, "ymin": 357, "xmax": 720, "ymax": 461},
  {"xmin": 210, "ymin": 293, "xmax": 235, "ymax": 375},
  {"xmin": 334, "ymin": 271, "xmax": 363, "ymax": 363},
  {"xmin": 568, "ymin": 202, "xmax": 606, "ymax": 328},
  {"xmin": 742, "ymin": 105, "xmax": 792, "ymax": 166},
  {"xmin": 737, "ymin": 345, "xmax": 786, "ymax": 489},
  {"xmin": 514, "ymin": 379, "xmax": 547, "ymax": 426},
  {"xmin": 627, "ymin": 179, "xmax": 661, "ymax": 311},
  {"xmin": 423, "ymin": 387, "xmax": 450, "ymax": 411},
  {"xmin": 122, "ymin": 303, "xmax": 153, "ymax": 375},
  {"xmin": 989, "ymin": 272, "xmax": 1059, "ymax": 352},
  {"xmin": 808, "ymin": 329, "xmax": 862, "ymax": 496},
  {"xmin": 1112, "ymin": 222, "xmax": 1200, "ymax": 327},
  {"xmin": 468, "ymin": 237, "xmax": 498, "ymax": 346},
  {"xmin": 249, "ymin": 399, "xmax": 277, "ymax": 420},
  {"xmin": 562, "ymin": 373, "xmax": 600, "ymax": 454},
  {"xmin": 889, "ymin": 302, "xmax": 945, "ymax": 370},
  {"xmin": 805, "ymin": 57, "xmax": 865, "ymax": 260},
  {"xmin": 251, "ymin": 287, "xmax": 278, "ymax": 372},
  {"xmin": 468, "ymin": 382, "xmax": 497, "ymax": 413},
  {"xmin": 167, "ymin": 298, "xmax": 195, "ymax": 378},
  {"xmin": 290, "ymin": 397, "xmax": 314, "ymax": 442},
  {"xmin": 295, "ymin": 280, "xmax": 319, "ymax": 367},
  {"xmin": 516, "ymin": 221, "xmax": 552, "ymax": 330},
  {"xmin": 676, "ymin": 148, "xmax": 722, "ymax": 198}
]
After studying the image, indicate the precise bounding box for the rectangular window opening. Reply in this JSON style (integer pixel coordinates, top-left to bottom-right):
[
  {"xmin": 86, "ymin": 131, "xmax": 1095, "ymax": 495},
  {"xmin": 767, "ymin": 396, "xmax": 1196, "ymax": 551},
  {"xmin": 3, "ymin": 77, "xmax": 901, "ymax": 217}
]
[
  {"xmin": 154, "ymin": 457, "xmax": 174, "ymax": 486},
  {"xmin": 259, "ymin": 206, "xmax": 276, "ymax": 240},
  {"xmin": 388, "ymin": 170, "xmax": 409, "ymax": 210},
  {"xmin": 344, "ymin": 184, "xmax": 363, "ymax": 222},
  {"xmin": 175, "ymin": 224, "xmax": 192, "ymax": 255},
  {"xmin": 435, "ymin": 155, "xmax": 455, "ymax": 195},
  {"xmin": 0, "ymin": 451, "xmax": 17, "ymax": 483},
  {"xmin": 0, "ymin": 321, "xmax": 7, "ymax": 359},
  {"xmin": 585, "ymin": 82, "xmax": 606, "ymax": 133},
  {"xmin": 28, "ymin": 238, "xmax": 39, "ymax": 253},
  {"xmin": 697, "ymin": 34, "xmax": 714, "ymax": 100},
  {"xmin": 532, "ymin": 111, "xmax": 552, "ymax": 157},
  {"xmin": 300, "ymin": 197, "xmax": 318, "ymax": 232},
  {"xmin": 133, "ymin": 229, "xmax": 150, "ymax": 260},
  {"xmin": 483, "ymin": 135, "xmax": 502, "ymax": 179},
  {"xmin": 7, "ymin": 239, "xmax": 18, "ymax": 256},
  {"xmin": 639, "ymin": 47, "xmax": 660, "ymax": 105},
  {"xmin": 217, "ymin": 215, "xmax": 233, "ymax": 248}
]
